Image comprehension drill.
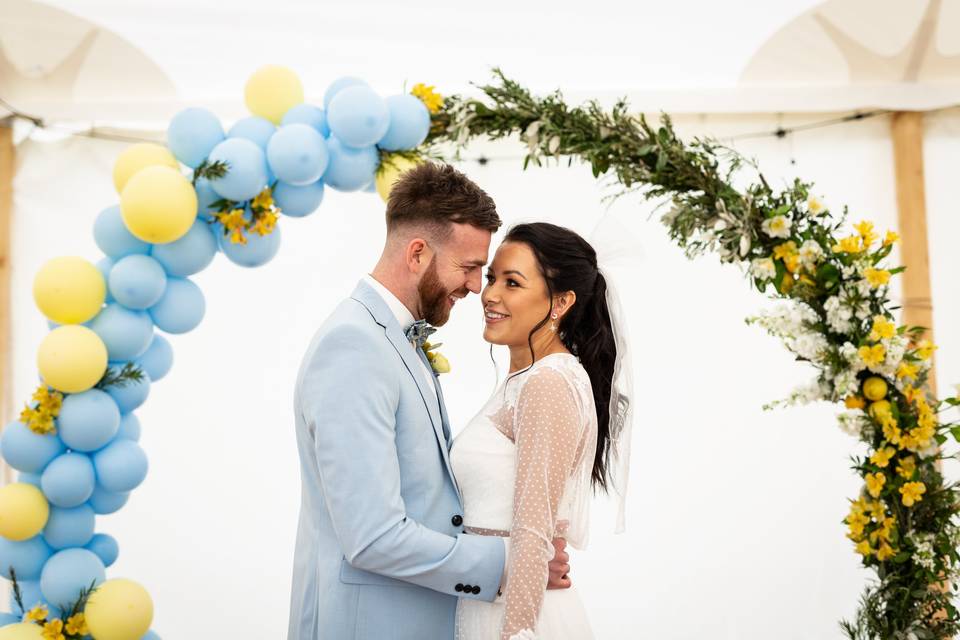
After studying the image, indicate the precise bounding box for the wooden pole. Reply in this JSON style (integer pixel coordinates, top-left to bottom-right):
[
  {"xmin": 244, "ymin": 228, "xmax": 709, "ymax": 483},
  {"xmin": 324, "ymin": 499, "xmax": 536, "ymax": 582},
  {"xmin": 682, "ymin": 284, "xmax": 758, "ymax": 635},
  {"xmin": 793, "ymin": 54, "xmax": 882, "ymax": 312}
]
[
  {"xmin": 890, "ymin": 111, "xmax": 937, "ymax": 396},
  {"xmin": 0, "ymin": 119, "xmax": 13, "ymax": 485}
]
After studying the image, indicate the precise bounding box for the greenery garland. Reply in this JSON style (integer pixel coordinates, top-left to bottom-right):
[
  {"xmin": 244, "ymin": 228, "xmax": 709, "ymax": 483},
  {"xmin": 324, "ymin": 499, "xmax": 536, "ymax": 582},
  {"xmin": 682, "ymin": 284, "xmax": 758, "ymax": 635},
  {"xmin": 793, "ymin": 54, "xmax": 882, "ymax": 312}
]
[{"xmin": 424, "ymin": 70, "xmax": 960, "ymax": 639}]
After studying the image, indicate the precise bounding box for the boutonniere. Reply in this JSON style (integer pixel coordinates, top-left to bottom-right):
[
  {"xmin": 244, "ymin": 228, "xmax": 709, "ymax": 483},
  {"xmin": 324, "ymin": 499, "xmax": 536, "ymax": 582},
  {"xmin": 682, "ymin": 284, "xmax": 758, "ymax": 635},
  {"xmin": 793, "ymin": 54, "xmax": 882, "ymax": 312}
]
[{"xmin": 422, "ymin": 341, "xmax": 450, "ymax": 375}]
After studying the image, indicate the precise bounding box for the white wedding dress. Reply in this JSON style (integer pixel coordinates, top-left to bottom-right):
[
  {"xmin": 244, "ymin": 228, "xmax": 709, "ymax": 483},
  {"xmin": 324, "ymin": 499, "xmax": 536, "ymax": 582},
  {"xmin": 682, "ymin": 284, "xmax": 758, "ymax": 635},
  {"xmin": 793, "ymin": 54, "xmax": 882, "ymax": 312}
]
[{"xmin": 451, "ymin": 353, "xmax": 597, "ymax": 640}]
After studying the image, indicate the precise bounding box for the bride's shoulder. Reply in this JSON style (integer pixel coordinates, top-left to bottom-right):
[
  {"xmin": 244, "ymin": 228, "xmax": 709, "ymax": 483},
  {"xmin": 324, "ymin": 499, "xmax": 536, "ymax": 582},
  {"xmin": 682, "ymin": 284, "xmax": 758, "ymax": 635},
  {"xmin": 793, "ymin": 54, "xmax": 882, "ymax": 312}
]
[{"xmin": 512, "ymin": 353, "xmax": 589, "ymax": 401}]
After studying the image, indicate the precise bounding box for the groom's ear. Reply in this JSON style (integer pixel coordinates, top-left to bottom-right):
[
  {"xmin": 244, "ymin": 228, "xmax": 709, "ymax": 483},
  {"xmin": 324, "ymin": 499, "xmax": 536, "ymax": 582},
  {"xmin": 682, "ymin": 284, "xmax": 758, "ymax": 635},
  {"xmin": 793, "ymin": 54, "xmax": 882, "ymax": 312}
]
[{"xmin": 405, "ymin": 237, "xmax": 431, "ymax": 273}]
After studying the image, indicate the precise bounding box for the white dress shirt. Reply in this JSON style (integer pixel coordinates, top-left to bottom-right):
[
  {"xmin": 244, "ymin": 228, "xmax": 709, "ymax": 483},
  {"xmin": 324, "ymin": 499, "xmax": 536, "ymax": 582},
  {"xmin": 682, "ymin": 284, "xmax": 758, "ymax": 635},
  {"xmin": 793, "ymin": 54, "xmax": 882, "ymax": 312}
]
[{"xmin": 363, "ymin": 275, "xmax": 437, "ymax": 394}]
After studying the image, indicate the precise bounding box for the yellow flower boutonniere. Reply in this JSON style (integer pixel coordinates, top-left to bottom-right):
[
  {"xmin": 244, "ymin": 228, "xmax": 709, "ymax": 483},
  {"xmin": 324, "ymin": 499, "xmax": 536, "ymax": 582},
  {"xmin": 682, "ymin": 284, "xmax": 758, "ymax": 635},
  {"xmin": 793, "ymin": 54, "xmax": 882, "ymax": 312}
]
[{"xmin": 422, "ymin": 341, "xmax": 451, "ymax": 375}]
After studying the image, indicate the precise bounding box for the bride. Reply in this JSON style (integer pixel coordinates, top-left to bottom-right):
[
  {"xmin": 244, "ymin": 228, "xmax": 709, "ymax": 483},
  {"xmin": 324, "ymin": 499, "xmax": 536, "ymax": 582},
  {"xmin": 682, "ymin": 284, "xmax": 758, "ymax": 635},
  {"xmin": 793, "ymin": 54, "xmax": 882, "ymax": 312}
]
[{"xmin": 451, "ymin": 222, "xmax": 632, "ymax": 640}]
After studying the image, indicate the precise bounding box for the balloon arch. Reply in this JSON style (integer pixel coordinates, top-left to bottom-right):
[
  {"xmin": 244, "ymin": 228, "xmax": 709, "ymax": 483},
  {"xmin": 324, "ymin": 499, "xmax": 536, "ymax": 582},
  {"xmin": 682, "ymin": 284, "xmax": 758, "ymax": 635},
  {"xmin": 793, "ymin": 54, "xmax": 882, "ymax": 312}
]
[{"xmin": 0, "ymin": 65, "xmax": 957, "ymax": 639}]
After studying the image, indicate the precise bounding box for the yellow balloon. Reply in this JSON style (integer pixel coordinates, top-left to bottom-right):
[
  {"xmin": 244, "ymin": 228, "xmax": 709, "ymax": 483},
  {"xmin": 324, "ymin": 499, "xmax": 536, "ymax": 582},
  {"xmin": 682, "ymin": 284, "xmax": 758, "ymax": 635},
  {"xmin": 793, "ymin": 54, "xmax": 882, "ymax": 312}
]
[
  {"xmin": 244, "ymin": 65, "xmax": 304, "ymax": 124},
  {"xmin": 0, "ymin": 623, "xmax": 44, "ymax": 640},
  {"xmin": 37, "ymin": 325, "xmax": 108, "ymax": 393},
  {"xmin": 33, "ymin": 256, "xmax": 106, "ymax": 325},
  {"xmin": 375, "ymin": 155, "xmax": 424, "ymax": 202},
  {"xmin": 120, "ymin": 165, "xmax": 198, "ymax": 244},
  {"xmin": 0, "ymin": 483, "xmax": 49, "ymax": 542},
  {"xmin": 85, "ymin": 579, "xmax": 154, "ymax": 640},
  {"xmin": 112, "ymin": 143, "xmax": 179, "ymax": 194}
]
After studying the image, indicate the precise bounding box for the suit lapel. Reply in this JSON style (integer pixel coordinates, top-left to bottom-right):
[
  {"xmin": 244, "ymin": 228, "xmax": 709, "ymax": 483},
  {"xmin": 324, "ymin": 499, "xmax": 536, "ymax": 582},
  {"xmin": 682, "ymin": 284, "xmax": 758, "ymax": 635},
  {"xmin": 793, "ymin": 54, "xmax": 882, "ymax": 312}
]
[{"xmin": 350, "ymin": 281, "xmax": 460, "ymax": 499}]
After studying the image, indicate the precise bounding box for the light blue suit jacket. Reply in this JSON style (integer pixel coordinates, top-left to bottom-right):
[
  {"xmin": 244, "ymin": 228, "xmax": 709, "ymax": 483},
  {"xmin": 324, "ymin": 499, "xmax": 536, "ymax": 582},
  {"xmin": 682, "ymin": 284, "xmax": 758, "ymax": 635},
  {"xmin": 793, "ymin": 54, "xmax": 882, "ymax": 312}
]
[{"xmin": 288, "ymin": 280, "xmax": 505, "ymax": 640}]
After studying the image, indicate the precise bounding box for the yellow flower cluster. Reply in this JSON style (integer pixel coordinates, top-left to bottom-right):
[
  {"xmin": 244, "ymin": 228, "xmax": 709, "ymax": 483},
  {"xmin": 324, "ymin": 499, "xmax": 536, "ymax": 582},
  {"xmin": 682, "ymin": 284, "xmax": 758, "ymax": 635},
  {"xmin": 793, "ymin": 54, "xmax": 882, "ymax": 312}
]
[
  {"xmin": 26, "ymin": 605, "xmax": 48, "ymax": 622},
  {"xmin": 19, "ymin": 385, "xmax": 63, "ymax": 436},
  {"xmin": 831, "ymin": 219, "xmax": 899, "ymax": 255},
  {"xmin": 42, "ymin": 618, "xmax": 64, "ymax": 640},
  {"xmin": 846, "ymin": 496, "xmax": 897, "ymax": 560},
  {"xmin": 411, "ymin": 83, "xmax": 444, "ymax": 114},
  {"xmin": 65, "ymin": 613, "xmax": 88, "ymax": 636},
  {"xmin": 422, "ymin": 341, "xmax": 451, "ymax": 375},
  {"xmin": 214, "ymin": 186, "xmax": 280, "ymax": 245},
  {"xmin": 24, "ymin": 606, "xmax": 88, "ymax": 639}
]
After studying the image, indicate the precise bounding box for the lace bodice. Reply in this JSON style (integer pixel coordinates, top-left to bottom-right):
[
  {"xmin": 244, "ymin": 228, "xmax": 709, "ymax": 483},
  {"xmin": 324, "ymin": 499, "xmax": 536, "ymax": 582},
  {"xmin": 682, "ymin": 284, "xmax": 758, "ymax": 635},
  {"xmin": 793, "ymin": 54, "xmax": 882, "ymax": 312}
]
[{"xmin": 451, "ymin": 353, "xmax": 598, "ymax": 640}]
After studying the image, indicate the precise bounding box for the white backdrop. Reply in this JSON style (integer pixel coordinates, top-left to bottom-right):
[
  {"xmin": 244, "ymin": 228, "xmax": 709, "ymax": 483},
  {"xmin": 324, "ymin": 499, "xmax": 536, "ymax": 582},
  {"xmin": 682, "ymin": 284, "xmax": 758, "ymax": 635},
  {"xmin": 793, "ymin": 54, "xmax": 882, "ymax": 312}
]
[{"xmin": 8, "ymin": 110, "xmax": 960, "ymax": 638}]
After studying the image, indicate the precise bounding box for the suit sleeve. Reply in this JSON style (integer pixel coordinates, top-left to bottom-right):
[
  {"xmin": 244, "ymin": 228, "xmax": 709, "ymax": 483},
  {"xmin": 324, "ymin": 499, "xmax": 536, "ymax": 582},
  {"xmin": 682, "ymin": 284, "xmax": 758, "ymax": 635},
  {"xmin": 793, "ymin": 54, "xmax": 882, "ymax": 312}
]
[{"xmin": 300, "ymin": 321, "xmax": 504, "ymax": 600}]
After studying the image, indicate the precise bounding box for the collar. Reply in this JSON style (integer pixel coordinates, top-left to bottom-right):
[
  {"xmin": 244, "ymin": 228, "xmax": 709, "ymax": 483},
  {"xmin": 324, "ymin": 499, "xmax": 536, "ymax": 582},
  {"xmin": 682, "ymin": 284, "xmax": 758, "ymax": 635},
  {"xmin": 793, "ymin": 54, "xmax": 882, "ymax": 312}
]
[{"xmin": 362, "ymin": 275, "xmax": 417, "ymax": 331}]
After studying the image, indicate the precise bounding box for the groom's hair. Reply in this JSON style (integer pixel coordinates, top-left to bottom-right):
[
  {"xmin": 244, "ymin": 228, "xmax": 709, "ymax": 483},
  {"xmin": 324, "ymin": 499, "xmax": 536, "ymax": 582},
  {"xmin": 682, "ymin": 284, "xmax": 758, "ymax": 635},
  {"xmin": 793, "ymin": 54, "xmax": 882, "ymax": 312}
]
[{"xmin": 385, "ymin": 162, "xmax": 501, "ymax": 241}]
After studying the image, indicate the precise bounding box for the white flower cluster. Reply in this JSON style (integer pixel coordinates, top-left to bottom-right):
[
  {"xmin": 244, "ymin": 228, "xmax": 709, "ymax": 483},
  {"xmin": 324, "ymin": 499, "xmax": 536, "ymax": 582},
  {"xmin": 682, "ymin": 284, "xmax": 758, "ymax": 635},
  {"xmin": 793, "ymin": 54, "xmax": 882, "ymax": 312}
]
[
  {"xmin": 765, "ymin": 377, "xmax": 833, "ymax": 410},
  {"xmin": 824, "ymin": 286, "xmax": 872, "ymax": 335},
  {"xmin": 798, "ymin": 239, "xmax": 824, "ymax": 271},
  {"xmin": 837, "ymin": 410, "xmax": 871, "ymax": 439},
  {"xmin": 748, "ymin": 302, "xmax": 828, "ymax": 363},
  {"xmin": 906, "ymin": 532, "xmax": 937, "ymax": 572}
]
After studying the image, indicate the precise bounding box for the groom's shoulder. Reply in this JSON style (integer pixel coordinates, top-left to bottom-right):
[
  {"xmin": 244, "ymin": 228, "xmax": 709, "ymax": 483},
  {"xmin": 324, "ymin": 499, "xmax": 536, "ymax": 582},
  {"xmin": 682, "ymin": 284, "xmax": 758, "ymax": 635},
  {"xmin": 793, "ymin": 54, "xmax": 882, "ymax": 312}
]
[{"xmin": 308, "ymin": 296, "xmax": 385, "ymax": 352}]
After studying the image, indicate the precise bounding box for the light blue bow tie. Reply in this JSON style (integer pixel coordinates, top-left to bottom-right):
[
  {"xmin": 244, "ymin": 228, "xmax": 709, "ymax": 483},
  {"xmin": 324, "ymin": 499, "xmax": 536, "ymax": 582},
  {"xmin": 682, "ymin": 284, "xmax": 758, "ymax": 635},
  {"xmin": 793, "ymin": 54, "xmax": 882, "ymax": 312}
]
[{"xmin": 404, "ymin": 319, "xmax": 436, "ymax": 348}]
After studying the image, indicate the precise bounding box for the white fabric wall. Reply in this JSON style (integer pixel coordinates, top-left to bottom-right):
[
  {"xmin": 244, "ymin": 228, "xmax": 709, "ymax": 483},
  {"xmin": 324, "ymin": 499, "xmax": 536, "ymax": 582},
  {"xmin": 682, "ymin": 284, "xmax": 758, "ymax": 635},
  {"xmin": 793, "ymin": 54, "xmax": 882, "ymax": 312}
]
[{"xmin": 8, "ymin": 111, "xmax": 960, "ymax": 639}]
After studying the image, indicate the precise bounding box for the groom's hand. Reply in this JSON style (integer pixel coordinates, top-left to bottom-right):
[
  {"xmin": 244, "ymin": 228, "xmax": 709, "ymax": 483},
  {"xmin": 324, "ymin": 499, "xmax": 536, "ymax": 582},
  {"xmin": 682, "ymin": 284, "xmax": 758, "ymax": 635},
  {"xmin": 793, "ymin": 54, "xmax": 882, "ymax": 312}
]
[{"xmin": 546, "ymin": 537, "xmax": 571, "ymax": 590}]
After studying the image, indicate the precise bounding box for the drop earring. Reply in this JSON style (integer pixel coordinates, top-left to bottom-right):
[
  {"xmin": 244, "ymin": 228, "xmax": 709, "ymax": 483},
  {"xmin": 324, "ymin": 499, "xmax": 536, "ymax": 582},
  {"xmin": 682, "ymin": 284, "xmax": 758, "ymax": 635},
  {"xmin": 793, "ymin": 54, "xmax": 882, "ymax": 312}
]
[{"xmin": 550, "ymin": 312, "xmax": 558, "ymax": 332}]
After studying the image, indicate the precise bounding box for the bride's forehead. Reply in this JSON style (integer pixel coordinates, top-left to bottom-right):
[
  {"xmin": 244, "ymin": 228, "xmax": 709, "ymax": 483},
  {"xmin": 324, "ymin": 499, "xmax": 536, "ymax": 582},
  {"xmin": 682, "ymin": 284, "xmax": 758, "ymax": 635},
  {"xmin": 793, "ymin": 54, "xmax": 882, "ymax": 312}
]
[{"xmin": 492, "ymin": 241, "xmax": 536, "ymax": 265}]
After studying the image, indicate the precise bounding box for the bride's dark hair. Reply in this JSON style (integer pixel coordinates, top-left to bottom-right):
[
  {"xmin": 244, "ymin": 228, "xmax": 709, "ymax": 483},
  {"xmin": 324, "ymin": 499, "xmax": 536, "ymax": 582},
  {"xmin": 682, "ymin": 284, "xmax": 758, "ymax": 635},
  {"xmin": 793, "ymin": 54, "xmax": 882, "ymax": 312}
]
[{"xmin": 503, "ymin": 222, "xmax": 617, "ymax": 491}]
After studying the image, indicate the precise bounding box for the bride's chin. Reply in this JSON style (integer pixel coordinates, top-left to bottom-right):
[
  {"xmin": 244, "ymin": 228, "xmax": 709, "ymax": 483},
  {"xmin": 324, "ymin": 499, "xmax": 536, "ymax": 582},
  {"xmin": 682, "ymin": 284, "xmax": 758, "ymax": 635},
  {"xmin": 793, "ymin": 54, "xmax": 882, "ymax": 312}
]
[{"xmin": 482, "ymin": 327, "xmax": 507, "ymax": 345}]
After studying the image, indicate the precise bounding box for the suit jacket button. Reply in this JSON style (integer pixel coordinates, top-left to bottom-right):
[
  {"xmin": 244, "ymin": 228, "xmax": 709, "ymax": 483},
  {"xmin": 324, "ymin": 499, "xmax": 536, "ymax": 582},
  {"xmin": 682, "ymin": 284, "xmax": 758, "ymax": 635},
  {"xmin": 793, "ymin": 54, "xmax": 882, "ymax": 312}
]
[
  {"xmin": 463, "ymin": 584, "xmax": 473, "ymax": 592},
  {"xmin": 455, "ymin": 583, "xmax": 464, "ymax": 592},
  {"xmin": 471, "ymin": 586, "xmax": 481, "ymax": 595},
  {"xmin": 451, "ymin": 515, "xmax": 464, "ymax": 527}
]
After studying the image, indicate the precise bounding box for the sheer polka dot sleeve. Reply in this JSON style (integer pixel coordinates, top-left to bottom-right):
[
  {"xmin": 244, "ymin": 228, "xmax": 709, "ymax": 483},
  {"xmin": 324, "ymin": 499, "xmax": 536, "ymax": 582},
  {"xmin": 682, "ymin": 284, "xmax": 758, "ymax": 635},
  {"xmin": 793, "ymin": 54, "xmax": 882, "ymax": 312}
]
[{"xmin": 500, "ymin": 365, "xmax": 584, "ymax": 640}]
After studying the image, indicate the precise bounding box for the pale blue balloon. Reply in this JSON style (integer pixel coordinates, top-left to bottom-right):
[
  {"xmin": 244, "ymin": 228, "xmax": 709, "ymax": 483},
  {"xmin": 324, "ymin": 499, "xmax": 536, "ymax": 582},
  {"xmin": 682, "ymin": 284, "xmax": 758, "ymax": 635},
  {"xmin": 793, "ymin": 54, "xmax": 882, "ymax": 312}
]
[
  {"xmin": 41, "ymin": 453, "xmax": 95, "ymax": 508},
  {"xmin": 40, "ymin": 548, "xmax": 105, "ymax": 607},
  {"xmin": 141, "ymin": 631, "xmax": 162, "ymax": 640},
  {"xmin": 116, "ymin": 413, "xmax": 141, "ymax": 442},
  {"xmin": 324, "ymin": 137, "xmax": 380, "ymax": 192},
  {"xmin": 93, "ymin": 439, "xmax": 148, "ymax": 493},
  {"xmin": 87, "ymin": 485, "xmax": 129, "ymax": 515},
  {"xmin": 327, "ymin": 85, "xmax": 390, "ymax": 149},
  {"xmin": 207, "ymin": 138, "xmax": 268, "ymax": 202},
  {"xmin": 0, "ymin": 421, "xmax": 65, "ymax": 473},
  {"xmin": 104, "ymin": 369, "xmax": 151, "ymax": 413},
  {"xmin": 281, "ymin": 104, "xmax": 330, "ymax": 136},
  {"xmin": 151, "ymin": 219, "xmax": 218, "ymax": 277},
  {"xmin": 266, "ymin": 124, "xmax": 329, "ymax": 186},
  {"xmin": 363, "ymin": 180, "xmax": 377, "ymax": 193},
  {"xmin": 42, "ymin": 504, "xmax": 95, "ymax": 550},
  {"xmin": 377, "ymin": 94, "xmax": 431, "ymax": 150},
  {"xmin": 89, "ymin": 304, "xmax": 154, "ymax": 361},
  {"xmin": 18, "ymin": 471, "xmax": 42, "ymax": 487},
  {"xmin": 58, "ymin": 389, "xmax": 120, "ymax": 452},
  {"xmin": 273, "ymin": 180, "xmax": 324, "ymax": 218},
  {"xmin": 323, "ymin": 76, "xmax": 368, "ymax": 109},
  {"xmin": 84, "ymin": 533, "xmax": 119, "ymax": 568},
  {"xmin": 227, "ymin": 116, "xmax": 276, "ymax": 151},
  {"xmin": 93, "ymin": 205, "xmax": 151, "ymax": 259},
  {"xmin": 0, "ymin": 536, "xmax": 53, "ymax": 581},
  {"xmin": 108, "ymin": 255, "xmax": 167, "ymax": 310},
  {"xmin": 149, "ymin": 277, "xmax": 205, "ymax": 334},
  {"xmin": 0, "ymin": 612, "xmax": 20, "ymax": 626},
  {"xmin": 135, "ymin": 334, "xmax": 173, "ymax": 382},
  {"xmin": 97, "ymin": 256, "xmax": 117, "ymax": 304},
  {"xmin": 194, "ymin": 178, "xmax": 222, "ymax": 222},
  {"xmin": 219, "ymin": 222, "xmax": 282, "ymax": 268},
  {"xmin": 167, "ymin": 107, "xmax": 225, "ymax": 168}
]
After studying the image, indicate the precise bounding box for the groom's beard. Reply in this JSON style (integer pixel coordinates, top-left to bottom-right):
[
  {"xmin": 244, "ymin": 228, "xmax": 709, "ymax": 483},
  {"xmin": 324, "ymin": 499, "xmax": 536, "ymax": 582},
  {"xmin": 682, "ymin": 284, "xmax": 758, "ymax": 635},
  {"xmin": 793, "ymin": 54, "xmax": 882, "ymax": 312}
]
[{"xmin": 418, "ymin": 259, "xmax": 461, "ymax": 327}]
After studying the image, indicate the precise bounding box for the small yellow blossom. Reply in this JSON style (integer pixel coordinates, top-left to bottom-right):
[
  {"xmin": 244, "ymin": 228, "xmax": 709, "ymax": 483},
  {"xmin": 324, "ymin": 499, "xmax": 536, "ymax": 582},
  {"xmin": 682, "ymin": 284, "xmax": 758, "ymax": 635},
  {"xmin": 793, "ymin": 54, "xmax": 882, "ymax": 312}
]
[
  {"xmin": 411, "ymin": 83, "xmax": 444, "ymax": 114},
  {"xmin": 896, "ymin": 361, "xmax": 919, "ymax": 380},
  {"xmin": 65, "ymin": 613, "xmax": 88, "ymax": 636},
  {"xmin": 868, "ymin": 501, "xmax": 887, "ymax": 522},
  {"xmin": 902, "ymin": 384, "xmax": 921, "ymax": 405},
  {"xmin": 868, "ymin": 316, "xmax": 896, "ymax": 342},
  {"xmin": 251, "ymin": 187, "xmax": 274, "ymax": 211},
  {"xmin": 26, "ymin": 605, "xmax": 48, "ymax": 622},
  {"xmin": 896, "ymin": 456, "xmax": 916, "ymax": 479},
  {"xmin": 883, "ymin": 230, "xmax": 900, "ymax": 246},
  {"xmin": 773, "ymin": 241, "xmax": 797, "ymax": 261},
  {"xmin": 876, "ymin": 542, "xmax": 896, "ymax": 561},
  {"xmin": 915, "ymin": 340, "xmax": 937, "ymax": 360},
  {"xmin": 855, "ymin": 539, "xmax": 874, "ymax": 556},
  {"xmin": 854, "ymin": 221, "xmax": 879, "ymax": 248},
  {"xmin": 865, "ymin": 472, "xmax": 886, "ymax": 498},
  {"xmin": 229, "ymin": 229, "xmax": 247, "ymax": 246},
  {"xmin": 900, "ymin": 481, "xmax": 926, "ymax": 507},
  {"xmin": 251, "ymin": 211, "xmax": 278, "ymax": 236},
  {"xmin": 833, "ymin": 235, "xmax": 862, "ymax": 254},
  {"xmin": 858, "ymin": 344, "xmax": 886, "ymax": 368},
  {"xmin": 870, "ymin": 447, "xmax": 896, "ymax": 468},
  {"xmin": 41, "ymin": 618, "xmax": 65, "ymax": 640},
  {"xmin": 864, "ymin": 267, "xmax": 891, "ymax": 288}
]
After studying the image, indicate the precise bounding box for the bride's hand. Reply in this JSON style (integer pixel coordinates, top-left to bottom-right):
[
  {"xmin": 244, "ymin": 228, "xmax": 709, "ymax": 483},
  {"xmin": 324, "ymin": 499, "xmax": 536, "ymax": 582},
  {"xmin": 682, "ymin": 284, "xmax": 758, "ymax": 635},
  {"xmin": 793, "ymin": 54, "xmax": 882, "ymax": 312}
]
[{"xmin": 546, "ymin": 537, "xmax": 571, "ymax": 590}]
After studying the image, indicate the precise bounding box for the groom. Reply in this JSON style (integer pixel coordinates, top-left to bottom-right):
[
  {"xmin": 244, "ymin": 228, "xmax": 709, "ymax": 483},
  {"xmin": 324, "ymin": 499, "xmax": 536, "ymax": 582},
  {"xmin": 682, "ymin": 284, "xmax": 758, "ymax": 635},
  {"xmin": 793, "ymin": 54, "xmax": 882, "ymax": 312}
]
[{"xmin": 287, "ymin": 163, "xmax": 571, "ymax": 640}]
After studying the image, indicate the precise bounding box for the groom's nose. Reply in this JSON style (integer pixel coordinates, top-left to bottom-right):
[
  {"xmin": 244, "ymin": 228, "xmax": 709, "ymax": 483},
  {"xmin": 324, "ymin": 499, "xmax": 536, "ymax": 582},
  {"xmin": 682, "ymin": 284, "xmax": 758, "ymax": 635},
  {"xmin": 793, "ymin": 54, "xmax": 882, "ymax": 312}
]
[{"xmin": 465, "ymin": 270, "xmax": 482, "ymax": 294}]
